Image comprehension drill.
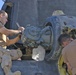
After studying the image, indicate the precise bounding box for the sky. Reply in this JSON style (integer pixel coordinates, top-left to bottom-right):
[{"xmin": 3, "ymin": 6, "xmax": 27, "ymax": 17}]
[{"xmin": 0, "ymin": 0, "xmax": 4, "ymax": 10}]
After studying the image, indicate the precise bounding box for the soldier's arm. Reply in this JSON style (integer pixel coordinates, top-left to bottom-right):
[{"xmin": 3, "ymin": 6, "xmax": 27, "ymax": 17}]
[
  {"xmin": 0, "ymin": 26, "xmax": 21, "ymax": 36},
  {"xmin": 5, "ymin": 34, "xmax": 21, "ymax": 46}
]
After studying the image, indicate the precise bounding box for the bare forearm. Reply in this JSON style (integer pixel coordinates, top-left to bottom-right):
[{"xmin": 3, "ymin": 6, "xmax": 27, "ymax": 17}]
[
  {"xmin": 8, "ymin": 29, "xmax": 21, "ymax": 35},
  {"xmin": 6, "ymin": 35, "xmax": 21, "ymax": 46},
  {"xmin": 0, "ymin": 27, "xmax": 21, "ymax": 36},
  {"xmin": 4, "ymin": 29, "xmax": 21, "ymax": 36}
]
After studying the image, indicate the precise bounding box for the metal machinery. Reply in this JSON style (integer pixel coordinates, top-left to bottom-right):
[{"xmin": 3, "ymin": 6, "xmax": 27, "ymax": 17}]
[
  {"xmin": 21, "ymin": 15, "xmax": 76, "ymax": 61},
  {"xmin": 20, "ymin": 15, "xmax": 76, "ymax": 75},
  {"xmin": 1, "ymin": 15, "xmax": 76, "ymax": 75},
  {"xmin": 1, "ymin": 0, "xmax": 76, "ymax": 75}
]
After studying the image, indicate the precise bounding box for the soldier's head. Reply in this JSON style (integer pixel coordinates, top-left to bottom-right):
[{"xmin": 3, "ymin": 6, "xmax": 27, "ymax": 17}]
[
  {"xmin": 0, "ymin": 10, "xmax": 8, "ymax": 25},
  {"xmin": 58, "ymin": 34, "xmax": 73, "ymax": 47}
]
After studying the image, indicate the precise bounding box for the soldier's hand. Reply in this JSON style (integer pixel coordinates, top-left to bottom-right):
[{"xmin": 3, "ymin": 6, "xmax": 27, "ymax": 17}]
[
  {"xmin": 18, "ymin": 33, "xmax": 22, "ymax": 39},
  {"xmin": 18, "ymin": 27, "xmax": 25, "ymax": 32}
]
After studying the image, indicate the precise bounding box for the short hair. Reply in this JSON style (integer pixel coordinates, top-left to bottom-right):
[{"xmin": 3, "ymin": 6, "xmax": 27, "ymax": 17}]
[
  {"xmin": 58, "ymin": 34, "xmax": 70, "ymax": 46},
  {"xmin": 0, "ymin": 10, "xmax": 6, "ymax": 15}
]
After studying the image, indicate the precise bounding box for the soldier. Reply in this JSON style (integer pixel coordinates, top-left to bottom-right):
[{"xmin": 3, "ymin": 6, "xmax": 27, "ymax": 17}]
[
  {"xmin": 58, "ymin": 34, "xmax": 75, "ymax": 75},
  {"xmin": 0, "ymin": 10, "xmax": 25, "ymax": 75}
]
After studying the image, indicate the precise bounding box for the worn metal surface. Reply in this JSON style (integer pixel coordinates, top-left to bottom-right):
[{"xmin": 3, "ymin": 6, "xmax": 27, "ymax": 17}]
[
  {"xmin": 2, "ymin": 0, "xmax": 76, "ymax": 27},
  {"xmin": 0, "ymin": 60, "xmax": 59, "ymax": 75}
]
